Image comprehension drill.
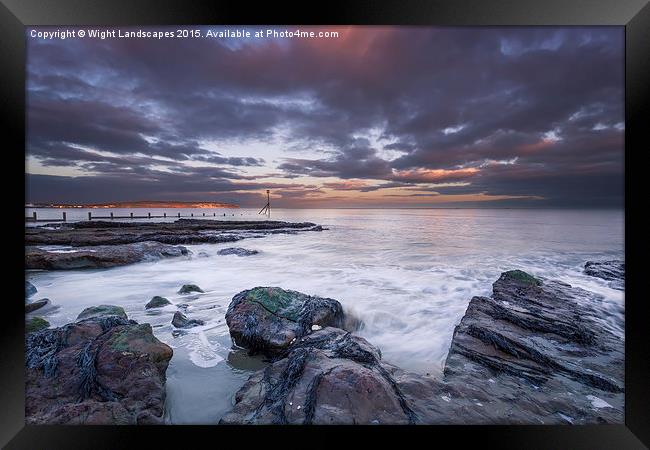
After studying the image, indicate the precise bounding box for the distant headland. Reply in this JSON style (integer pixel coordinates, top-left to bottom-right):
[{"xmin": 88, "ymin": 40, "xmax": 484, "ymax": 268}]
[{"xmin": 26, "ymin": 201, "xmax": 239, "ymax": 209}]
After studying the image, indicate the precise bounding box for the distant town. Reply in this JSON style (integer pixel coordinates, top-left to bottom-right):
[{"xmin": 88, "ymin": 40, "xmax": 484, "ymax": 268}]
[{"xmin": 25, "ymin": 201, "xmax": 239, "ymax": 209}]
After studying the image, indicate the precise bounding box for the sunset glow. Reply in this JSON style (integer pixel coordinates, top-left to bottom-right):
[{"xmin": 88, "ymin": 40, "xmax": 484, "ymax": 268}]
[{"xmin": 26, "ymin": 26, "xmax": 623, "ymax": 208}]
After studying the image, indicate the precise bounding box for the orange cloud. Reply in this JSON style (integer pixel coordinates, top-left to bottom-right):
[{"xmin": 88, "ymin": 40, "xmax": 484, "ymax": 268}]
[
  {"xmin": 322, "ymin": 180, "xmax": 373, "ymax": 191},
  {"xmin": 518, "ymin": 138, "xmax": 557, "ymax": 154},
  {"xmin": 391, "ymin": 167, "xmax": 479, "ymax": 183}
]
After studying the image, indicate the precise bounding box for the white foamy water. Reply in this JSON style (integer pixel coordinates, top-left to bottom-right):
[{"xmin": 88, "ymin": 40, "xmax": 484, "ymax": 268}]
[{"xmin": 25, "ymin": 208, "xmax": 624, "ymax": 423}]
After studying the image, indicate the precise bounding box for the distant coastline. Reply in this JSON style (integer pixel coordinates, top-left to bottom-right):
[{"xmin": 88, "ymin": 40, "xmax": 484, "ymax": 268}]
[{"xmin": 25, "ymin": 201, "xmax": 239, "ymax": 209}]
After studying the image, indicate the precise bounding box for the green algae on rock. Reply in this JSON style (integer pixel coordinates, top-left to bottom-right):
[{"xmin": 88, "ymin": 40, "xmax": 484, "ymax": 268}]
[
  {"xmin": 500, "ymin": 269, "xmax": 541, "ymax": 286},
  {"xmin": 76, "ymin": 305, "xmax": 127, "ymax": 321},
  {"xmin": 26, "ymin": 317, "xmax": 50, "ymax": 333},
  {"xmin": 225, "ymin": 287, "xmax": 346, "ymax": 355}
]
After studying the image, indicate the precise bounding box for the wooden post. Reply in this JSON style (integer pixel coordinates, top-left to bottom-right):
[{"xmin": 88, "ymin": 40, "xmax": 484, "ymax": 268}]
[
  {"xmin": 213, "ymin": 213, "xmax": 215, "ymax": 216},
  {"xmin": 62, "ymin": 212, "xmax": 67, "ymax": 222},
  {"xmin": 33, "ymin": 211, "xmax": 37, "ymax": 221},
  {"xmin": 203, "ymin": 212, "xmax": 205, "ymax": 216},
  {"xmin": 191, "ymin": 213, "xmax": 193, "ymax": 217},
  {"xmin": 164, "ymin": 212, "xmax": 166, "ymax": 218},
  {"xmin": 130, "ymin": 212, "xmax": 134, "ymax": 218},
  {"xmin": 178, "ymin": 212, "xmax": 180, "ymax": 218},
  {"xmin": 88, "ymin": 212, "xmax": 92, "ymax": 221},
  {"xmin": 110, "ymin": 212, "xmax": 114, "ymax": 219},
  {"xmin": 148, "ymin": 212, "xmax": 151, "ymax": 219},
  {"xmin": 258, "ymin": 189, "xmax": 270, "ymax": 217}
]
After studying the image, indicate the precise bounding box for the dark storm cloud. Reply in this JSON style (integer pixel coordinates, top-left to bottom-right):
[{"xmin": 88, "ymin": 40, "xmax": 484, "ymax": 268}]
[{"xmin": 26, "ymin": 26, "xmax": 623, "ymax": 206}]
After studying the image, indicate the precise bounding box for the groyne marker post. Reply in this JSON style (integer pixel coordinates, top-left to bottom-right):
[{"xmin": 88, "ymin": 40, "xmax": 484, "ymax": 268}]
[
  {"xmin": 62, "ymin": 212, "xmax": 66, "ymax": 222},
  {"xmin": 88, "ymin": 212, "xmax": 92, "ymax": 221},
  {"xmin": 33, "ymin": 212, "xmax": 37, "ymax": 221},
  {"xmin": 258, "ymin": 189, "xmax": 271, "ymax": 217}
]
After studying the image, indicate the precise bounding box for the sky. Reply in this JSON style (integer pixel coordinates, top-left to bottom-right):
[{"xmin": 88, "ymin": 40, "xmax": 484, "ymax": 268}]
[{"xmin": 25, "ymin": 26, "xmax": 624, "ymax": 208}]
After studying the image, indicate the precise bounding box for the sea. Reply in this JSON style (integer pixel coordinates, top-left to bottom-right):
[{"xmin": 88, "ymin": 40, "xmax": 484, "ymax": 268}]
[{"xmin": 24, "ymin": 207, "xmax": 625, "ymax": 424}]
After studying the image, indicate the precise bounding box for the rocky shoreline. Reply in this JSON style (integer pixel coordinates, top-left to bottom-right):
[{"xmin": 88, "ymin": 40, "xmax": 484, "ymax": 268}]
[
  {"xmin": 220, "ymin": 267, "xmax": 624, "ymax": 425},
  {"xmin": 25, "ymin": 219, "xmax": 323, "ymax": 270},
  {"xmin": 25, "ymin": 261, "xmax": 624, "ymax": 425},
  {"xmin": 26, "ymin": 305, "xmax": 172, "ymax": 424}
]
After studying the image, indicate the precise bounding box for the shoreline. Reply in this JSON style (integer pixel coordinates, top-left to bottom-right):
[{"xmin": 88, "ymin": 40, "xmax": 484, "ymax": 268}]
[
  {"xmin": 25, "ymin": 265, "xmax": 625, "ymax": 425},
  {"xmin": 24, "ymin": 218, "xmax": 624, "ymax": 424}
]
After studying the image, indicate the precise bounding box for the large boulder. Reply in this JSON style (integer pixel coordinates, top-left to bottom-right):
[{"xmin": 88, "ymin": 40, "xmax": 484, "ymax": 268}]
[
  {"xmin": 220, "ymin": 327, "xmax": 418, "ymax": 425},
  {"xmin": 222, "ymin": 271, "xmax": 625, "ymax": 425},
  {"xmin": 25, "ymin": 241, "xmax": 189, "ymax": 270},
  {"xmin": 225, "ymin": 287, "xmax": 346, "ymax": 355},
  {"xmin": 25, "ymin": 307, "xmax": 173, "ymax": 424},
  {"xmin": 443, "ymin": 270, "xmax": 624, "ymax": 424}
]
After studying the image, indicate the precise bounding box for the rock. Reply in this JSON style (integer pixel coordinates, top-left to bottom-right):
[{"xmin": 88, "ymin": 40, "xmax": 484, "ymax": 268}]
[
  {"xmin": 225, "ymin": 287, "xmax": 346, "ymax": 355},
  {"xmin": 25, "ymin": 241, "xmax": 189, "ymax": 270},
  {"xmin": 220, "ymin": 327, "xmax": 417, "ymax": 425},
  {"xmin": 584, "ymin": 260, "xmax": 624, "ymax": 290},
  {"xmin": 26, "ymin": 298, "xmax": 51, "ymax": 314},
  {"xmin": 442, "ymin": 269, "xmax": 624, "ymax": 424},
  {"xmin": 77, "ymin": 305, "xmax": 127, "ymax": 321},
  {"xmin": 26, "ymin": 317, "xmax": 50, "ymax": 333},
  {"xmin": 222, "ymin": 271, "xmax": 624, "ymax": 425},
  {"xmin": 171, "ymin": 311, "xmax": 204, "ymax": 328},
  {"xmin": 25, "ymin": 310, "xmax": 172, "ymax": 424},
  {"xmin": 145, "ymin": 296, "xmax": 171, "ymax": 309},
  {"xmin": 217, "ymin": 247, "xmax": 259, "ymax": 256},
  {"xmin": 26, "ymin": 281, "xmax": 37, "ymax": 298},
  {"xmin": 25, "ymin": 220, "xmax": 323, "ymax": 247},
  {"xmin": 178, "ymin": 284, "xmax": 204, "ymax": 294}
]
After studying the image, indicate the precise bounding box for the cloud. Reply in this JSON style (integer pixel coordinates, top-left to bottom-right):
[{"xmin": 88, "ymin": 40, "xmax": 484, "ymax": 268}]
[{"xmin": 25, "ymin": 26, "xmax": 623, "ymax": 207}]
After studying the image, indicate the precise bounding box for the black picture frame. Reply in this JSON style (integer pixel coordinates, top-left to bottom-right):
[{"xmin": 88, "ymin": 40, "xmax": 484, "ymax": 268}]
[{"xmin": 1, "ymin": 0, "xmax": 648, "ymax": 447}]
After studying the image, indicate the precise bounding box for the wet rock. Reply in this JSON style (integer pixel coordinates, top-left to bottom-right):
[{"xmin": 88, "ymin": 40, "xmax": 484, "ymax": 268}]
[
  {"xmin": 26, "ymin": 298, "xmax": 51, "ymax": 314},
  {"xmin": 25, "ymin": 219, "xmax": 323, "ymax": 247},
  {"xmin": 225, "ymin": 287, "xmax": 345, "ymax": 355},
  {"xmin": 171, "ymin": 311, "xmax": 204, "ymax": 328},
  {"xmin": 25, "ymin": 241, "xmax": 189, "ymax": 270},
  {"xmin": 178, "ymin": 284, "xmax": 204, "ymax": 294},
  {"xmin": 584, "ymin": 260, "xmax": 624, "ymax": 290},
  {"xmin": 217, "ymin": 247, "xmax": 259, "ymax": 256},
  {"xmin": 25, "ymin": 310, "xmax": 172, "ymax": 424},
  {"xmin": 26, "ymin": 317, "xmax": 50, "ymax": 333},
  {"xmin": 77, "ymin": 305, "xmax": 128, "ymax": 321},
  {"xmin": 220, "ymin": 327, "xmax": 417, "ymax": 425},
  {"xmin": 442, "ymin": 269, "xmax": 624, "ymax": 424},
  {"xmin": 145, "ymin": 296, "xmax": 171, "ymax": 309},
  {"xmin": 222, "ymin": 271, "xmax": 625, "ymax": 425},
  {"xmin": 26, "ymin": 281, "xmax": 37, "ymax": 298}
]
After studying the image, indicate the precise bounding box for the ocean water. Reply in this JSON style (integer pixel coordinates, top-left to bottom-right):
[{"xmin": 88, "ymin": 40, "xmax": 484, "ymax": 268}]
[{"xmin": 25, "ymin": 208, "xmax": 625, "ymax": 424}]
